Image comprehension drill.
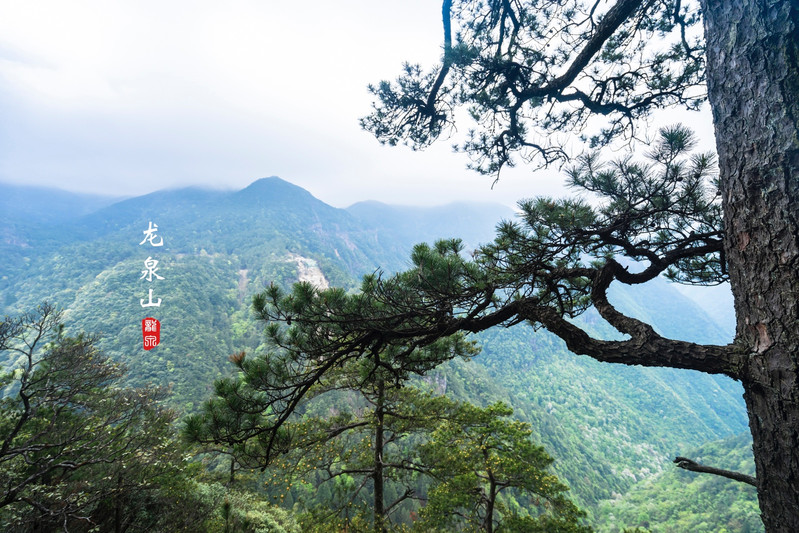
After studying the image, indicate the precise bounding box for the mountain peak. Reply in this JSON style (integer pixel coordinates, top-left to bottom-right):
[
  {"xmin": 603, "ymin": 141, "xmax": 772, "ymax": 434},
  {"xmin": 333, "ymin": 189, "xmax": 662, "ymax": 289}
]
[
  {"xmin": 243, "ymin": 176, "xmax": 284, "ymax": 186},
  {"xmin": 234, "ymin": 177, "xmax": 315, "ymax": 202},
  {"xmin": 239, "ymin": 176, "xmax": 297, "ymax": 192}
]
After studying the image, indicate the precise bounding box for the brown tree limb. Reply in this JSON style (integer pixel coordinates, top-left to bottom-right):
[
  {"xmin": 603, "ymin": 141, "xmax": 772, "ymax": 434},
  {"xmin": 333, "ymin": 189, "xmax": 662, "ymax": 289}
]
[
  {"xmin": 674, "ymin": 456, "xmax": 757, "ymax": 487},
  {"xmin": 520, "ymin": 0, "xmax": 645, "ymax": 99},
  {"xmin": 534, "ymin": 305, "xmax": 740, "ymax": 378},
  {"xmin": 426, "ymin": 0, "xmax": 453, "ymax": 117}
]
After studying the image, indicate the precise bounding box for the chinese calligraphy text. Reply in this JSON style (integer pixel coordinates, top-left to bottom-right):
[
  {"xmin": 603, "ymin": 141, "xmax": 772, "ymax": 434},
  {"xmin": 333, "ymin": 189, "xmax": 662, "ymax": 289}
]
[{"xmin": 139, "ymin": 221, "xmax": 164, "ymax": 349}]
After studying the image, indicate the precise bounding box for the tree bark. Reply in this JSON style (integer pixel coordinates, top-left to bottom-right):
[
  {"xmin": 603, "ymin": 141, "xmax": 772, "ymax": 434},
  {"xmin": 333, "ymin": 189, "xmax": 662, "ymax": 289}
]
[{"xmin": 702, "ymin": 0, "xmax": 799, "ymax": 531}]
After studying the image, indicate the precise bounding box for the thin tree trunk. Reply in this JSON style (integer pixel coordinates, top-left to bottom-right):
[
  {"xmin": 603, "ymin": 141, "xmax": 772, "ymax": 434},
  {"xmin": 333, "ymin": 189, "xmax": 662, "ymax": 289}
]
[
  {"xmin": 485, "ymin": 475, "xmax": 496, "ymax": 533},
  {"xmin": 702, "ymin": 0, "xmax": 799, "ymax": 530},
  {"xmin": 373, "ymin": 377, "xmax": 386, "ymax": 533},
  {"xmin": 114, "ymin": 471, "xmax": 123, "ymax": 533}
]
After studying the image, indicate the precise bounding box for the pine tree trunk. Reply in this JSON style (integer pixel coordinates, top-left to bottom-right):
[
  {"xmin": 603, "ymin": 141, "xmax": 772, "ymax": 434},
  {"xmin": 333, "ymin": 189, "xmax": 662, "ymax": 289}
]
[
  {"xmin": 484, "ymin": 474, "xmax": 496, "ymax": 533},
  {"xmin": 373, "ymin": 378, "xmax": 386, "ymax": 533},
  {"xmin": 115, "ymin": 471, "xmax": 123, "ymax": 533},
  {"xmin": 702, "ymin": 1, "xmax": 799, "ymax": 530}
]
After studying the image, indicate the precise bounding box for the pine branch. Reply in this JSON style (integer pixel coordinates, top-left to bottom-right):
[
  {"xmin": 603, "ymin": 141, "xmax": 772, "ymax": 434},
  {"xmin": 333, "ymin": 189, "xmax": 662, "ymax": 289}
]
[{"xmin": 673, "ymin": 456, "xmax": 757, "ymax": 486}]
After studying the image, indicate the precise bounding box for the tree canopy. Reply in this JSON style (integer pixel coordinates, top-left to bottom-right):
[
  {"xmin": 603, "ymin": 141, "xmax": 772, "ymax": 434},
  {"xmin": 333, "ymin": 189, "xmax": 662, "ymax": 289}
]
[
  {"xmin": 419, "ymin": 401, "xmax": 590, "ymax": 533},
  {"xmin": 361, "ymin": 0, "xmax": 706, "ymax": 174},
  {"xmin": 0, "ymin": 304, "xmax": 202, "ymax": 531},
  {"xmin": 186, "ymin": 125, "xmax": 723, "ymax": 529}
]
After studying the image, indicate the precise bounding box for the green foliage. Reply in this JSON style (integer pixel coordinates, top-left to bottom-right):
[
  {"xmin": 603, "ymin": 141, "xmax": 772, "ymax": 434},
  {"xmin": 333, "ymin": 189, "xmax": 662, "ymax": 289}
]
[
  {"xmin": 186, "ymin": 292, "xmax": 594, "ymax": 531},
  {"xmin": 194, "ymin": 482, "xmax": 301, "ymax": 533},
  {"xmin": 417, "ymin": 401, "xmax": 591, "ymax": 533},
  {"xmin": 274, "ymin": 383, "xmax": 510, "ymax": 526},
  {"xmin": 565, "ymin": 127, "xmax": 723, "ymax": 284},
  {"xmin": 0, "ymin": 304, "xmax": 207, "ymax": 531},
  {"xmin": 186, "ymin": 281, "xmax": 479, "ymax": 529},
  {"xmin": 594, "ymin": 433, "xmax": 762, "ymax": 533},
  {"xmin": 185, "ymin": 265, "xmax": 480, "ymax": 464},
  {"xmin": 178, "ymin": 155, "xmax": 745, "ymax": 529},
  {"xmin": 217, "ymin": 128, "xmax": 737, "ymax": 511}
]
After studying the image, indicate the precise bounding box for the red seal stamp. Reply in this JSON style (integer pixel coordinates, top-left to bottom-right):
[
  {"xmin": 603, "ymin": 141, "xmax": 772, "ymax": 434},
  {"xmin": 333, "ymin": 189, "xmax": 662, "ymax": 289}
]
[{"xmin": 142, "ymin": 318, "xmax": 161, "ymax": 350}]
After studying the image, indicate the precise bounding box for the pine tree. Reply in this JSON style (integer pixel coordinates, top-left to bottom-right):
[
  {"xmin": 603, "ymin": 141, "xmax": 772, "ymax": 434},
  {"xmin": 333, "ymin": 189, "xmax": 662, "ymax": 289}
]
[
  {"xmin": 0, "ymin": 303, "xmax": 204, "ymax": 531},
  {"xmin": 357, "ymin": 1, "xmax": 799, "ymax": 530},
  {"xmin": 185, "ymin": 281, "xmax": 478, "ymax": 531},
  {"xmin": 418, "ymin": 401, "xmax": 590, "ymax": 533}
]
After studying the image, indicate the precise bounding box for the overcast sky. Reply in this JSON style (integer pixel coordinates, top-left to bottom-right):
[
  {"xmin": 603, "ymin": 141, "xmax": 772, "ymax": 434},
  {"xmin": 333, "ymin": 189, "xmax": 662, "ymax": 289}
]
[{"xmin": 0, "ymin": 0, "xmax": 715, "ymax": 208}]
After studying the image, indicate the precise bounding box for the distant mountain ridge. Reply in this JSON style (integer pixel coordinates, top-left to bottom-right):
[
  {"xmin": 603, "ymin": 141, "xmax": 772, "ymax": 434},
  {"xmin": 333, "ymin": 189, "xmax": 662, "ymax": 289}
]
[
  {"xmin": 0, "ymin": 177, "xmax": 520, "ymax": 406},
  {"xmin": 0, "ymin": 182, "xmax": 122, "ymax": 224}
]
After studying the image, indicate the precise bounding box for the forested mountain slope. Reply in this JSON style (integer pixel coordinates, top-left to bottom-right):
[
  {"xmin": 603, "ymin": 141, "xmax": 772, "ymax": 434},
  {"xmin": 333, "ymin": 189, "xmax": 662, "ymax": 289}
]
[
  {"xmin": 467, "ymin": 281, "xmax": 747, "ymax": 507},
  {"xmin": 0, "ymin": 178, "xmax": 750, "ymax": 521},
  {"xmin": 594, "ymin": 433, "xmax": 761, "ymax": 532},
  {"xmin": 0, "ymin": 183, "xmax": 121, "ymax": 293}
]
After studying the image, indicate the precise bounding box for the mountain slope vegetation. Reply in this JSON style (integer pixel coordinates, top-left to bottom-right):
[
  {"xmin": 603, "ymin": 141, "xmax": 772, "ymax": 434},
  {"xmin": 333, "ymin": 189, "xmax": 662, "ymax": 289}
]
[
  {"xmin": 594, "ymin": 433, "xmax": 761, "ymax": 532},
  {"xmin": 0, "ymin": 178, "xmax": 753, "ymax": 525}
]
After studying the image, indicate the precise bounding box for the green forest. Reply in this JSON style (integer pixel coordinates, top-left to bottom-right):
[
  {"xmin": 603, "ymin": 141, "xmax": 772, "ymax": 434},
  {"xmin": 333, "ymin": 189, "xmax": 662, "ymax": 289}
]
[{"xmin": 0, "ymin": 169, "xmax": 759, "ymax": 532}]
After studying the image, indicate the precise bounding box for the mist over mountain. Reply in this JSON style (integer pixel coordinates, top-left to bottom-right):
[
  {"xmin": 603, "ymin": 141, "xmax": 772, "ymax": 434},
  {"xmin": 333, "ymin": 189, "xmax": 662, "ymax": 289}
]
[
  {"xmin": 0, "ymin": 177, "xmax": 754, "ymax": 528},
  {"xmin": 347, "ymin": 200, "xmax": 514, "ymax": 252},
  {"xmin": 0, "ymin": 182, "xmax": 121, "ymax": 225}
]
